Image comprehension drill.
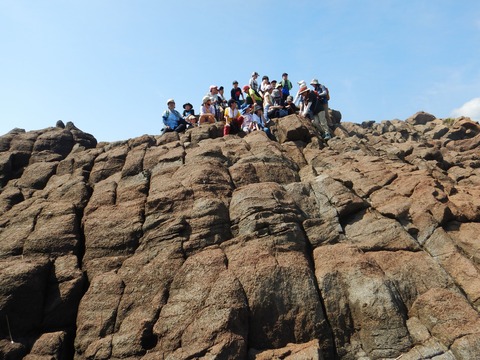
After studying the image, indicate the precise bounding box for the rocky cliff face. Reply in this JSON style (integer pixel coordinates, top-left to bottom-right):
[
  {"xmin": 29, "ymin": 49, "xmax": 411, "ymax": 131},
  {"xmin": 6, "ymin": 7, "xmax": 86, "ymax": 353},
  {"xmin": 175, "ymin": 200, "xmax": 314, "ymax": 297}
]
[{"xmin": 0, "ymin": 113, "xmax": 480, "ymax": 359}]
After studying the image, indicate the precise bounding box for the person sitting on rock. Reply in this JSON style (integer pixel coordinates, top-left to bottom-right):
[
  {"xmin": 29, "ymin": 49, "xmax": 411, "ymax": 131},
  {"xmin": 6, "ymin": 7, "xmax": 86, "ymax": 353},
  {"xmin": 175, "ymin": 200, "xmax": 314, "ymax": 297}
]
[
  {"xmin": 241, "ymin": 106, "xmax": 258, "ymax": 133},
  {"xmin": 161, "ymin": 99, "xmax": 191, "ymax": 134},
  {"xmin": 218, "ymin": 86, "xmax": 228, "ymax": 108},
  {"xmin": 284, "ymin": 95, "xmax": 299, "ymax": 115},
  {"xmin": 243, "ymin": 85, "xmax": 254, "ymax": 108},
  {"xmin": 299, "ymin": 86, "xmax": 331, "ymax": 140},
  {"xmin": 263, "ymin": 85, "xmax": 274, "ymax": 121},
  {"xmin": 199, "ymin": 96, "xmax": 216, "ymax": 125},
  {"xmin": 274, "ymin": 83, "xmax": 285, "ymax": 106},
  {"xmin": 206, "ymin": 85, "xmax": 224, "ymax": 121},
  {"xmin": 182, "ymin": 102, "xmax": 198, "ymax": 126},
  {"xmin": 231, "ymin": 80, "xmax": 245, "ymax": 107},
  {"xmin": 252, "ymin": 104, "xmax": 274, "ymax": 139},
  {"xmin": 260, "ymin": 75, "xmax": 270, "ymax": 97},
  {"xmin": 267, "ymin": 88, "xmax": 286, "ymax": 119},
  {"xmin": 248, "ymin": 86, "xmax": 263, "ymax": 107},
  {"xmin": 224, "ymin": 99, "xmax": 244, "ymax": 136}
]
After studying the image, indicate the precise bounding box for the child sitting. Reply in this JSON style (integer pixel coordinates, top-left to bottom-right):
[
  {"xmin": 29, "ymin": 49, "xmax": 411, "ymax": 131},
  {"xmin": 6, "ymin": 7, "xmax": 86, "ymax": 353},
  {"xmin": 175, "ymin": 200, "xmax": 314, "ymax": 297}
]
[{"xmin": 182, "ymin": 103, "xmax": 197, "ymax": 126}]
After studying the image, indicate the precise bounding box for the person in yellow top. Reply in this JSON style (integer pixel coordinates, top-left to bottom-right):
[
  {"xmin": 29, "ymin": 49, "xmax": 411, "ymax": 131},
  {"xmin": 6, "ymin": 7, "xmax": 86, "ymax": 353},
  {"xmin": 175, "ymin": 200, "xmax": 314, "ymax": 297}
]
[
  {"xmin": 223, "ymin": 99, "xmax": 244, "ymax": 135},
  {"xmin": 248, "ymin": 87, "xmax": 263, "ymax": 106}
]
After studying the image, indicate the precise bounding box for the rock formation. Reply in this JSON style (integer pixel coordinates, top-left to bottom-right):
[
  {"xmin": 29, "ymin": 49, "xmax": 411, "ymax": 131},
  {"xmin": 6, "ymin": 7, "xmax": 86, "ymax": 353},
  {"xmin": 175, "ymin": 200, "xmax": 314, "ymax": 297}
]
[{"xmin": 0, "ymin": 112, "xmax": 479, "ymax": 359}]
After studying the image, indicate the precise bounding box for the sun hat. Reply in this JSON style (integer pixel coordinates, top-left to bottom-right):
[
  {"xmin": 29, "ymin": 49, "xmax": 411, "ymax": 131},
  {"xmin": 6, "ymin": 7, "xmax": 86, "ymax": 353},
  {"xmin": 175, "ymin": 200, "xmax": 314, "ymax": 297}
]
[
  {"xmin": 183, "ymin": 102, "xmax": 193, "ymax": 109},
  {"xmin": 275, "ymin": 83, "xmax": 283, "ymax": 89},
  {"xmin": 209, "ymin": 85, "xmax": 218, "ymax": 91},
  {"xmin": 299, "ymin": 86, "xmax": 309, "ymax": 94},
  {"xmin": 310, "ymin": 79, "xmax": 319, "ymax": 85},
  {"xmin": 297, "ymin": 80, "xmax": 306, "ymax": 86},
  {"xmin": 202, "ymin": 96, "xmax": 211, "ymax": 104},
  {"xmin": 166, "ymin": 99, "xmax": 175, "ymax": 105}
]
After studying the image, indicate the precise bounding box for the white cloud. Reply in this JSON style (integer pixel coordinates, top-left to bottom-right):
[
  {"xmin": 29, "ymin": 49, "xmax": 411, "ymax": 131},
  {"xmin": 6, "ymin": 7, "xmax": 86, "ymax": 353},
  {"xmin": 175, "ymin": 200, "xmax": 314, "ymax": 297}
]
[{"xmin": 451, "ymin": 98, "xmax": 480, "ymax": 121}]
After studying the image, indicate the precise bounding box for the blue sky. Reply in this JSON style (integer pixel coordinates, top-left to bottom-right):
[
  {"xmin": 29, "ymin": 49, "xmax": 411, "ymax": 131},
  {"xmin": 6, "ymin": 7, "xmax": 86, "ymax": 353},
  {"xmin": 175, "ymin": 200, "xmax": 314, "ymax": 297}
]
[{"xmin": 1, "ymin": 0, "xmax": 479, "ymax": 142}]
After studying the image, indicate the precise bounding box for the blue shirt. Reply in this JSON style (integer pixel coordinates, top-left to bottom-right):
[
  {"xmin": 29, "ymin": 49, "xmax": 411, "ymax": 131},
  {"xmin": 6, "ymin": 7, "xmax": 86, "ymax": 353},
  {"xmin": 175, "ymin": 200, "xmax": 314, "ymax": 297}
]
[{"xmin": 162, "ymin": 109, "xmax": 183, "ymax": 129}]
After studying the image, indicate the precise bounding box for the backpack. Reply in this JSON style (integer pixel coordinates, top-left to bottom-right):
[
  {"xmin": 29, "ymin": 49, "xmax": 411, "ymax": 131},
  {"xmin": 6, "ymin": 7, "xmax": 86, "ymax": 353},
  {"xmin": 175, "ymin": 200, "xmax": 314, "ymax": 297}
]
[{"xmin": 314, "ymin": 85, "xmax": 330, "ymax": 102}]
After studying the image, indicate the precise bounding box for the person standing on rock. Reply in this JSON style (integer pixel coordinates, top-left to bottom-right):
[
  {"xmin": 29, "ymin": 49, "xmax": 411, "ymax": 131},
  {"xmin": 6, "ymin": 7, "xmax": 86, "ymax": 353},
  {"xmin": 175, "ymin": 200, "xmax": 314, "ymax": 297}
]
[
  {"xmin": 299, "ymin": 86, "xmax": 331, "ymax": 140},
  {"xmin": 280, "ymin": 72, "xmax": 293, "ymax": 102},
  {"xmin": 249, "ymin": 72, "xmax": 260, "ymax": 93},
  {"xmin": 310, "ymin": 79, "xmax": 332, "ymax": 127},
  {"xmin": 161, "ymin": 99, "xmax": 191, "ymax": 134}
]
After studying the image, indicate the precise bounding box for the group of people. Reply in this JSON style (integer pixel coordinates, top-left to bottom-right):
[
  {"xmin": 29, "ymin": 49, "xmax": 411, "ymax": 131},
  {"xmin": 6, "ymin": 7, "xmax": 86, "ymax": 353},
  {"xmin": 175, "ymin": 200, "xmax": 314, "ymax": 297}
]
[{"xmin": 161, "ymin": 72, "xmax": 332, "ymax": 139}]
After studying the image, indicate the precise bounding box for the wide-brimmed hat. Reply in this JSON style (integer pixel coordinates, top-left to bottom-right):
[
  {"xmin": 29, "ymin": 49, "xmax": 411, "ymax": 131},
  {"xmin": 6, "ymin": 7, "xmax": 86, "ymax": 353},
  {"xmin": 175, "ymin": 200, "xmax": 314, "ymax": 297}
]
[
  {"xmin": 183, "ymin": 103, "xmax": 193, "ymax": 109},
  {"xmin": 310, "ymin": 79, "xmax": 319, "ymax": 85},
  {"xmin": 166, "ymin": 98, "xmax": 175, "ymax": 105},
  {"xmin": 202, "ymin": 96, "xmax": 212, "ymax": 104},
  {"xmin": 299, "ymin": 86, "xmax": 309, "ymax": 94}
]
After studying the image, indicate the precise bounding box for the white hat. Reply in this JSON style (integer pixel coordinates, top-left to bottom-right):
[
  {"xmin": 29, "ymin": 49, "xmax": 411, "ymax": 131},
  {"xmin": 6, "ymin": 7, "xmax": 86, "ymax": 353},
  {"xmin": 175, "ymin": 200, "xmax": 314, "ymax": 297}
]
[
  {"xmin": 202, "ymin": 95, "xmax": 212, "ymax": 104},
  {"xmin": 297, "ymin": 80, "xmax": 306, "ymax": 86},
  {"xmin": 166, "ymin": 99, "xmax": 175, "ymax": 105}
]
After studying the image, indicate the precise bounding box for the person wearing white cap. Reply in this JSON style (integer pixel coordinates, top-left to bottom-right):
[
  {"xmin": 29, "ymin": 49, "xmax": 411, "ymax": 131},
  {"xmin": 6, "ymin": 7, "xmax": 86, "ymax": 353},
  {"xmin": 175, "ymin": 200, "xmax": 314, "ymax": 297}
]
[
  {"xmin": 293, "ymin": 80, "xmax": 307, "ymax": 105},
  {"xmin": 161, "ymin": 99, "xmax": 190, "ymax": 134},
  {"xmin": 298, "ymin": 86, "xmax": 332, "ymax": 140},
  {"xmin": 199, "ymin": 96, "xmax": 216, "ymax": 125},
  {"xmin": 206, "ymin": 85, "xmax": 224, "ymax": 121}
]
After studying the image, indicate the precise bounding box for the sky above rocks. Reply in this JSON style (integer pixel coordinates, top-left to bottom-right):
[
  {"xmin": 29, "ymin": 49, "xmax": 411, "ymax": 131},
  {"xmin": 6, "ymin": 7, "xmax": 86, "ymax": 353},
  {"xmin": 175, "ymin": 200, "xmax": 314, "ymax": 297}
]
[{"xmin": 1, "ymin": 0, "xmax": 479, "ymax": 141}]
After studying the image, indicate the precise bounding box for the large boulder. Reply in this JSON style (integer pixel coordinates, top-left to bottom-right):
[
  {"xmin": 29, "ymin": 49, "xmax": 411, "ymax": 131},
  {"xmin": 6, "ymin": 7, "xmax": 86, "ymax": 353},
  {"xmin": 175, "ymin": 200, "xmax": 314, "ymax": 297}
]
[{"xmin": 1, "ymin": 115, "xmax": 480, "ymax": 359}]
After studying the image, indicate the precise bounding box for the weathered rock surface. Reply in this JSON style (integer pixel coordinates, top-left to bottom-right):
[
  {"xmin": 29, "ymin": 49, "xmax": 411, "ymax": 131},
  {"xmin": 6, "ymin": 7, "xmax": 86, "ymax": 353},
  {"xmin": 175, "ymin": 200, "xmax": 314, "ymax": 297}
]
[{"xmin": 1, "ymin": 114, "xmax": 480, "ymax": 359}]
